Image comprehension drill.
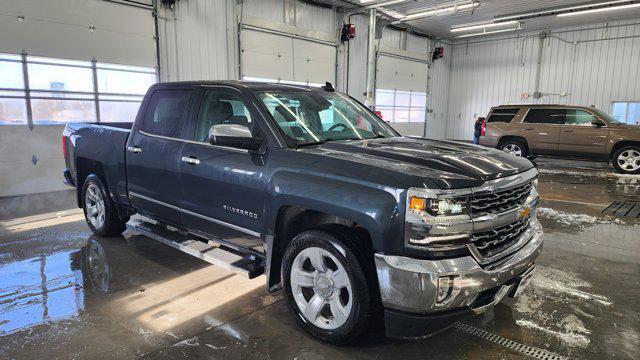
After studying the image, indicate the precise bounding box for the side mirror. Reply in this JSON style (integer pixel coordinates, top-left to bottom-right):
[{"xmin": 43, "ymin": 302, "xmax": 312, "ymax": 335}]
[
  {"xmin": 591, "ymin": 119, "xmax": 606, "ymax": 127},
  {"xmin": 208, "ymin": 124, "xmax": 264, "ymax": 153}
]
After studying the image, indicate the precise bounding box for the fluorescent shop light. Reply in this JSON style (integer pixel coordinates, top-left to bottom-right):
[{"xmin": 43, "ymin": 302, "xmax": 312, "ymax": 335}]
[
  {"xmin": 557, "ymin": 2, "xmax": 640, "ymax": 16},
  {"xmin": 456, "ymin": 26, "xmax": 521, "ymax": 38},
  {"xmin": 404, "ymin": 1, "xmax": 479, "ymax": 20},
  {"xmin": 451, "ymin": 20, "xmax": 519, "ymax": 32},
  {"xmin": 495, "ymin": 1, "xmax": 633, "ymax": 21}
]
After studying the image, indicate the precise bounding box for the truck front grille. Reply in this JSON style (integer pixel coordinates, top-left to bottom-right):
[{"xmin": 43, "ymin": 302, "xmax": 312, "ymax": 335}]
[
  {"xmin": 470, "ymin": 216, "xmax": 530, "ymax": 259},
  {"xmin": 471, "ymin": 182, "xmax": 533, "ymax": 216}
]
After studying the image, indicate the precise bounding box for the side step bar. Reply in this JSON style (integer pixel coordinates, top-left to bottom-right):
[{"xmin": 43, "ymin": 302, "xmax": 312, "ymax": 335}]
[{"xmin": 127, "ymin": 219, "xmax": 264, "ymax": 279}]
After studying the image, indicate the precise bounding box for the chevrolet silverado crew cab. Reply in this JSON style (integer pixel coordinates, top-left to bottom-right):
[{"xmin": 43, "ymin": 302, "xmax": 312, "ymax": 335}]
[
  {"xmin": 480, "ymin": 104, "xmax": 640, "ymax": 174},
  {"xmin": 63, "ymin": 81, "xmax": 543, "ymax": 344}
]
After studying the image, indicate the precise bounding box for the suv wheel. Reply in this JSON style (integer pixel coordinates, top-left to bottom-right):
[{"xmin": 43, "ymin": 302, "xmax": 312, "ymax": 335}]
[
  {"xmin": 500, "ymin": 140, "xmax": 527, "ymax": 157},
  {"xmin": 281, "ymin": 228, "xmax": 373, "ymax": 345},
  {"xmin": 82, "ymin": 175, "xmax": 127, "ymax": 236},
  {"xmin": 612, "ymin": 145, "xmax": 640, "ymax": 174}
]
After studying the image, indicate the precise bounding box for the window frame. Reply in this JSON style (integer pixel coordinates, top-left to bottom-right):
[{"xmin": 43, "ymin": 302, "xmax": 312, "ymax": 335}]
[
  {"xmin": 139, "ymin": 89, "xmax": 193, "ymax": 139},
  {"xmin": 611, "ymin": 101, "xmax": 640, "ymax": 125},
  {"xmin": 192, "ymin": 88, "xmax": 259, "ymax": 144},
  {"xmin": 374, "ymin": 88, "xmax": 427, "ymax": 124},
  {"xmin": 522, "ymin": 108, "xmax": 567, "ymax": 125},
  {"xmin": 0, "ymin": 52, "xmax": 157, "ymax": 127},
  {"xmin": 563, "ymin": 108, "xmax": 600, "ymax": 126}
]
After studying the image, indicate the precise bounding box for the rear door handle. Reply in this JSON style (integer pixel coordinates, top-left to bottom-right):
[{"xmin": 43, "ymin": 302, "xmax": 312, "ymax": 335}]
[
  {"xmin": 523, "ymin": 128, "xmax": 535, "ymax": 131},
  {"xmin": 563, "ymin": 130, "xmax": 574, "ymax": 133},
  {"xmin": 127, "ymin": 146, "xmax": 142, "ymax": 153},
  {"xmin": 181, "ymin": 156, "xmax": 200, "ymax": 165}
]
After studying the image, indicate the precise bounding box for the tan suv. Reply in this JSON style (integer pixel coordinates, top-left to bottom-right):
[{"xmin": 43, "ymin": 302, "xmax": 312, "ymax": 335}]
[{"xmin": 479, "ymin": 104, "xmax": 640, "ymax": 174}]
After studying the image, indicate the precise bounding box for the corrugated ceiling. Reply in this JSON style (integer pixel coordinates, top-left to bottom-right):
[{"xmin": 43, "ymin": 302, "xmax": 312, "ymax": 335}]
[{"xmin": 314, "ymin": 0, "xmax": 640, "ymax": 38}]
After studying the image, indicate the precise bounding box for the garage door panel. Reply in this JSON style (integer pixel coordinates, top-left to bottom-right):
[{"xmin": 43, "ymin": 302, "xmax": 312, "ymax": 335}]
[
  {"xmin": 292, "ymin": 39, "xmax": 335, "ymax": 84},
  {"xmin": 377, "ymin": 55, "xmax": 427, "ymax": 92},
  {"xmin": 242, "ymin": 30, "xmax": 294, "ymax": 80}
]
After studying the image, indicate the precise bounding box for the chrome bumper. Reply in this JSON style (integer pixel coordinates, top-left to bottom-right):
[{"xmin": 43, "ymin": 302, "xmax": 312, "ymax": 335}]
[{"xmin": 374, "ymin": 219, "xmax": 543, "ymax": 314}]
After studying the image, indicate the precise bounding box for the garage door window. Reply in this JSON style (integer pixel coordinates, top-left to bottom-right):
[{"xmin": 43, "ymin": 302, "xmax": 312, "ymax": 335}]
[
  {"xmin": 375, "ymin": 89, "xmax": 427, "ymax": 123},
  {"xmin": 0, "ymin": 52, "xmax": 156, "ymax": 126},
  {"xmin": 612, "ymin": 102, "xmax": 640, "ymax": 126}
]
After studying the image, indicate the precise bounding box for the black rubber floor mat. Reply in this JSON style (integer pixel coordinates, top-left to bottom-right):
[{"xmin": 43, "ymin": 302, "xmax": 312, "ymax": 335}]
[{"xmin": 603, "ymin": 201, "xmax": 640, "ymax": 218}]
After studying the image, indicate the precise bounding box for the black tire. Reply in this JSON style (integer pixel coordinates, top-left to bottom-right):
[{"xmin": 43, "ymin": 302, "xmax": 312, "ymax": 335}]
[
  {"xmin": 499, "ymin": 139, "xmax": 528, "ymax": 157},
  {"xmin": 81, "ymin": 175, "xmax": 127, "ymax": 236},
  {"xmin": 612, "ymin": 145, "xmax": 640, "ymax": 174},
  {"xmin": 281, "ymin": 226, "xmax": 375, "ymax": 345}
]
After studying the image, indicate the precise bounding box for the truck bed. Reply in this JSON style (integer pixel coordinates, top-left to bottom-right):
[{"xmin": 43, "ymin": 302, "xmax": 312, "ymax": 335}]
[{"xmin": 63, "ymin": 122, "xmax": 133, "ymax": 207}]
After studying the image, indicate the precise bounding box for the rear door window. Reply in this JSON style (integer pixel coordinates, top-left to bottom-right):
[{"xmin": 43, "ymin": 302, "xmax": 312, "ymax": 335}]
[
  {"xmin": 140, "ymin": 89, "xmax": 192, "ymax": 138},
  {"xmin": 523, "ymin": 108, "xmax": 565, "ymax": 124},
  {"xmin": 565, "ymin": 109, "xmax": 597, "ymax": 126},
  {"xmin": 487, "ymin": 108, "xmax": 520, "ymax": 123}
]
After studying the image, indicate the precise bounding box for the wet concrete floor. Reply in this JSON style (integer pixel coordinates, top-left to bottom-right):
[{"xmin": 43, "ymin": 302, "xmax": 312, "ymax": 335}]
[{"xmin": 0, "ymin": 158, "xmax": 638, "ymax": 359}]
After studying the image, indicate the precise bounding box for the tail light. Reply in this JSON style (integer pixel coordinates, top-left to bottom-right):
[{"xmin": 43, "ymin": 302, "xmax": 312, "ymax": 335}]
[
  {"xmin": 62, "ymin": 135, "xmax": 68, "ymax": 158},
  {"xmin": 481, "ymin": 122, "xmax": 486, "ymax": 136},
  {"xmin": 374, "ymin": 110, "xmax": 383, "ymax": 119}
]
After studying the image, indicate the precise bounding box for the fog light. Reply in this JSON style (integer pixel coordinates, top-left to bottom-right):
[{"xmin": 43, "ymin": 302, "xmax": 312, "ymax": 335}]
[{"xmin": 436, "ymin": 276, "xmax": 454, "ymax": 303}]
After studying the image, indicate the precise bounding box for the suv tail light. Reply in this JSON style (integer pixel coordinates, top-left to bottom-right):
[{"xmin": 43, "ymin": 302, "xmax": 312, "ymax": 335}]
[
  {"xmin": 481, "ymin": 122, "xmax": 486, "ymax": 136},
  {"xmin": 62, "ymin": 135, "xmax": 68, "ymax": 158}
]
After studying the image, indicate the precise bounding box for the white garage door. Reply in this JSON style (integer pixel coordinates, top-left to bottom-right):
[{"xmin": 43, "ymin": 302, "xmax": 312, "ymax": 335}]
[
  {"xmin": 241, "ymin": 28, "xmax": 336, "ymax": 85},
  {"xmin": 375, "ymin": 54, "xmax": 428, "ymax": 127}
]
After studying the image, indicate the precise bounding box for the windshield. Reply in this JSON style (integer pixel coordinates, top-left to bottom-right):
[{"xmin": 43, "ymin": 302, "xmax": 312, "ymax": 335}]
[
  {"xmin": 592, "ymin": 108, "xmax": 624, "ymax": 124},
  {"xmin": 256, "ymin": 90, "xmax": 398, "ymax": 146}
]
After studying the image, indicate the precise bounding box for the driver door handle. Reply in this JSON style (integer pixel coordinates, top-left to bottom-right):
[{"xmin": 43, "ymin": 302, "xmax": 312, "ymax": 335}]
[
  {"xmin": 563, "ymin": 130, "xmax": 574, "ymax": 133},
  {"xmin": 181, "ymin": 156, "xmax": 200, "ymax": 165},
  {"xmin": 127, "ymin": 146, "xmax": 142, "ymax": 153}
]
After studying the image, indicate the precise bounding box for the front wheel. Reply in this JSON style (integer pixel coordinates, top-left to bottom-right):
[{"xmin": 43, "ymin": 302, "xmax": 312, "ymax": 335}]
[
  {"xmin": 281, "ymin": 229, "xmax": 373, "ymax": 345},
  {"xmin": 500, "ymin": 140, "xmax": 527, "ymax": 157},
  {"xmin": 612, "ymin": 145, "xmax": 640, "ymax": 174},
  {"xmin": 82, "ymin": 175, "xmax": 127, "ymax": 236}
]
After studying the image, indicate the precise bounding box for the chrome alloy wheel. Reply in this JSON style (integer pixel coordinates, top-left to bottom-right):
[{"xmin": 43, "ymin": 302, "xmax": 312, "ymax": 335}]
[
  {"xmin": 502, "ymin": 143, "xmax": 523, "ymax": 156},
  {"xmin": 290, "ymin": 247, "xmax": 353, "ymax": 330},
  {"xmin": 85, "ymin": 183, "xmax": 106, "ymax": 229},
  {"xmin": 617, "ymin": 149, "xmax": 640, "ymax": 172}
]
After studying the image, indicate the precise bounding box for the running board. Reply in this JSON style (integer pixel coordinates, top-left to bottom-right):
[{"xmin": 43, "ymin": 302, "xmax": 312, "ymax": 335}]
[{"xmin": 127, "ymin": 219, "xmax": 264, "ymax": 279}]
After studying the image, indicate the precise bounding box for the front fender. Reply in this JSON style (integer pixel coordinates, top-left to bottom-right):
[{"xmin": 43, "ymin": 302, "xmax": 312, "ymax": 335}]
[{"xmin": 264, "ymin": 170, "xmax": 404, "ymax": 254}]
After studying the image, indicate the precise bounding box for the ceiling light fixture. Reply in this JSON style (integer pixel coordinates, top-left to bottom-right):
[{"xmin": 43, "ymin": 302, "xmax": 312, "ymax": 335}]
[
  {"xmin": 455, "ymin": 25, "xmax": 522, "ymax": 38},
  {"xmin": 366, "ymin": 0, "xmax": 407, "ymax": 7},
  {"xmin": 557, "ymin": 2, "xmax": 640, "ymax": 16},
  {"xmin": 403, "ymin": 1, "xmax": 480, "ymax": 21},
  {"xmin": 494, "ymin": 0, "xmax": 636, "ymax": 22},
  {"xmin": 451, "ymin": 20, "xmax": 520, "ymax": 32}
]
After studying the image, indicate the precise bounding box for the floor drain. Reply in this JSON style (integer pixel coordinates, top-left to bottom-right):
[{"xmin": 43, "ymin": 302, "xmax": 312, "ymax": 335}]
[
  {"xmin": 602, "ymin": 201, "xmax": 640, "ymax": 218},
  {"xmin": 453, "ymin": 322, "xmax": 568, "ymax": 360}
]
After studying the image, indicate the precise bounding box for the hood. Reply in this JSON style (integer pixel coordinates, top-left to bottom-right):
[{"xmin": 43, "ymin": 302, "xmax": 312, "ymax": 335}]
[{"xmin": 301, "ymin": 137, "xmax": 535, "ymax": 189}]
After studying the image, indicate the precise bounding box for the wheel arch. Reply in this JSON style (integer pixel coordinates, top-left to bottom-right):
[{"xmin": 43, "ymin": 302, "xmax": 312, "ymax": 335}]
[
  {"xmin": 609, "ymin": 140, "xmax": 640, "ymax": 159},
  {"xmin": 497, "ymin": 136, "xmax": 529, "ymax": 153}
]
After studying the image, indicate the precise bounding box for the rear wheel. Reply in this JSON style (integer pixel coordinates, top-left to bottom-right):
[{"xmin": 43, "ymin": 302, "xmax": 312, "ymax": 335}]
[
  {"xmin": 82, "ymin": 175, "xmax": 127, "ymax": 236},
  {"xmin": 612, "ymin": 145, "xmax": 640, "ymax": 174},
  {"xmin": 500, "ymin": 140, "xmax": 527, "ymax": 157},
  {"xmin": 281, "ymin": 228, "xmax": 373, "ymax": 345}
]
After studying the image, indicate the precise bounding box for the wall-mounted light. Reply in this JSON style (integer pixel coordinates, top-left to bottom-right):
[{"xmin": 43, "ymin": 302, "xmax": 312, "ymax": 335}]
[{"xmin": 557, "ymin": 2, "xmax": 640, "ymax": 16}]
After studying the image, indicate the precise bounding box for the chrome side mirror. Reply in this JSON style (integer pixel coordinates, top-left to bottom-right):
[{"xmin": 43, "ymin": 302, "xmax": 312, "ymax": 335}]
[{"xmin": 208, "ymin": 124, "xmax": 264, "ymax": 153}]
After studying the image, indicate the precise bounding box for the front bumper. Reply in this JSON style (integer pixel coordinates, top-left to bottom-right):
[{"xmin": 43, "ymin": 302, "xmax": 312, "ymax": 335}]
[{"xmin": 375, "ymin": 219, "xmax": 543, "ymax": 338}]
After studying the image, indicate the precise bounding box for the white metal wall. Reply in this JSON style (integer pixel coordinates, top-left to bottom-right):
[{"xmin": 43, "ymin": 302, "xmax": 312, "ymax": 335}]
[
  {"xmin": 426, "ymin": 42, "xmax": 452, "ymax": 139},
  {"xmin": 158, "ymin": 0, "xmax": 236, "ymax": 82},
  {"xmin": 445, "ymin": 19, "xmax": 640, "ymax": 140}
]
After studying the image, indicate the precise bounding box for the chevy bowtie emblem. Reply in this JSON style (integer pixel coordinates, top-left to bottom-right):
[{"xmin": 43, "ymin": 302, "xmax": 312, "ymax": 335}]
[{"xmin": 518, "ymin": 207, "xmax": 531, "ymax": 219}]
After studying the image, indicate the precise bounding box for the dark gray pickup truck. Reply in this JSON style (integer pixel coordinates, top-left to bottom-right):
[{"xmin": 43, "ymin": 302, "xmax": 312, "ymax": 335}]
[{"xmin": 63, "ymin": 81, "xmax": 543, "ymax": 344}]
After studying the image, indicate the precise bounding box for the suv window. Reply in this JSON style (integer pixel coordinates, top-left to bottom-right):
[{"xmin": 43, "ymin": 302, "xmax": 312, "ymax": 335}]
[
  {"xmin": 487, "ymin": 108, "xmax": 519, "ymax": 123},
  {"xmin": 523, "ymin": 108, "xmax": 565, "ymax": 124},
  {"xmin": 141, "ymin": 89, "xmax": 191, "ymax": 138},
  {"xmin": 194, "ymin": 90, "xmax": 254, "ymax": 143},
  {"xmin": 565, "ymin": 109, "xmax": 597, "ymax": 125}
]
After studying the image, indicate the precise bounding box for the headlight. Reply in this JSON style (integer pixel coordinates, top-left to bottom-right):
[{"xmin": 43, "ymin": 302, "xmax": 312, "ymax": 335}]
[{"xmin": 409, "ymin": 195, "xmax": 468, "ymax": 217}]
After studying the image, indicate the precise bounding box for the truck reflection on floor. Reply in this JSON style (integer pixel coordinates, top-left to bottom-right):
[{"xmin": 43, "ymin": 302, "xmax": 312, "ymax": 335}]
[{"xmin": 0, "ymin": 237, "xmax": 112, "ymax": 335}]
